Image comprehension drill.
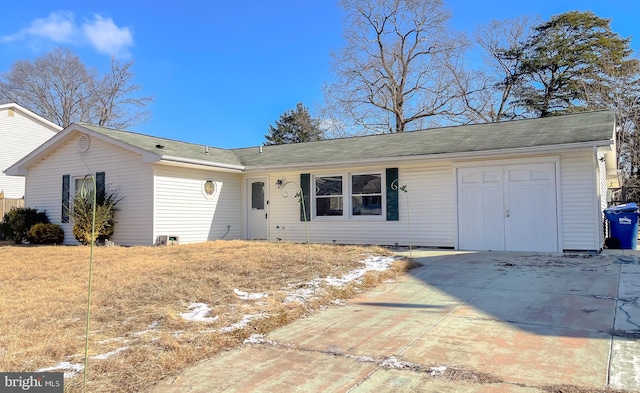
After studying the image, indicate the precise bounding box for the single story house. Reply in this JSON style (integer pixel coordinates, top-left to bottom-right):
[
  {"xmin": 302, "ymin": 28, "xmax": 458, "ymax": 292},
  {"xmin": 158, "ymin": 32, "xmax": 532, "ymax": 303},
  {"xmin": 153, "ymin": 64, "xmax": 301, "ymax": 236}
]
[
  {"xmin": 0, "ymin": 103, "xmax": 62, "ymax": 199},
  {"xmin": 5, "ymin": 110, "xmax": 616, "ymax": 252}
]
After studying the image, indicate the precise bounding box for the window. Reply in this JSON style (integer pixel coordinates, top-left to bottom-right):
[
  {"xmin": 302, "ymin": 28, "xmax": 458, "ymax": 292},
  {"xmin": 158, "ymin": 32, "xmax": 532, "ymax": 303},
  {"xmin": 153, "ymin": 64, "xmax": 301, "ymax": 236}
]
[
  {"xmin": 251, "ymin": 181, "xmax": 265, "ymax": 210},
  {"xmin": 315, "ymin": 176, "xmax": 343, "ymax": 216},
  {"xmin": 351, "ymin": 174, "xmax": 382, "ymax": 216},
  {"xmin": 75, "ymin": 177, "xmax": 94, "ymax": 196}
]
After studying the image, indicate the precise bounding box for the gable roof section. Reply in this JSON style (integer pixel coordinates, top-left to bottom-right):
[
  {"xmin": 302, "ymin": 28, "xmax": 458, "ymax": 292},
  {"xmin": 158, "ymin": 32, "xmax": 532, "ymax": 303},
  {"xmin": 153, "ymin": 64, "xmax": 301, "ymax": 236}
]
[
  {"xmin": 79, "ymin": 124, "xmax": 244, "ymax": 169},
  {"xmin": 234, "ymin": 111, "xmax": 615, "ymax": 168},
  {"xmin": 0, "ymin": 103, "xmax": 63, "ymax": 133}
]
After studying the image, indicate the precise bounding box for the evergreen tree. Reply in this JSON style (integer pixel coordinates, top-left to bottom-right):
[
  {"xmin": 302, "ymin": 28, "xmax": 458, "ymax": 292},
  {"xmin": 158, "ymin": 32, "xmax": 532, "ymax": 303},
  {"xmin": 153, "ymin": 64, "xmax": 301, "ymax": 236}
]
[
  {"xmin": 513, "ymin": 11, "xmax": 633, "ymax": 117},
  {"xmin": 264, "ymin": 103, "xmax": 323, "ymax": 145}
]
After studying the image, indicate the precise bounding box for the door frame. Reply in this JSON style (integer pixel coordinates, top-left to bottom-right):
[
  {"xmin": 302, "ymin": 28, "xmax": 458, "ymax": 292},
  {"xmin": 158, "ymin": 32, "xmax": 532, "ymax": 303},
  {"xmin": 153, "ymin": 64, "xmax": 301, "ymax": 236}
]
[
  {"xmin": 453, "ymin": 156, "xmax": 562, "ymax": 252},
  {"xmin": 245, "ymin": 176, "xmax": 269, "ymax": 240}
]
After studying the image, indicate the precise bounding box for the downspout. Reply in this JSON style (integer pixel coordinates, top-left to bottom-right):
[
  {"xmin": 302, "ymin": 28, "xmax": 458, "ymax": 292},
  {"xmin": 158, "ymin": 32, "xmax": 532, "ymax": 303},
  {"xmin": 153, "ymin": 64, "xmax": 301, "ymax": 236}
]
[{"xmin": 594, "ymin": 145, "xmax": 605, "ymax": 251}]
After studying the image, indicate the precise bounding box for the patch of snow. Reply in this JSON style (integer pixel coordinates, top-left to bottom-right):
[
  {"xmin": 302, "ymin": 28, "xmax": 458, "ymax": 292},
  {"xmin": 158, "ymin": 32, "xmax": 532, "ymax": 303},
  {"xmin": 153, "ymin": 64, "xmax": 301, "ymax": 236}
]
[
  {"xmin": 430, "ymin": 365, "xmax": 447, "ymax": 376},
  {"xmin": 219, "ymin": 313, "xmax": 269, "ymax": 333},
  {"xmin": 378, "ymin": 356, "xmax": 422, "ymax": 371},
  {"xmin": 243, "ymin": 334, "xmax": 276, "ymax": 345},
  {"xmin": 37, "ymin": 362, "xmax": 84, "ymax": 378},
  {"xmin": 96, "ymin": 337, "xmax": 126, "ymax": 345},
  {"xmin": 90, "ymin": 347, "xmax": 128, "ymax": 360},
  {"xmin": 326, "ymin": 256, "xmax": 396, "ymax": 287},
  {"xmin": 179, "ymin": 303, "xmax": 219, "ymax": 323},
  {"xmin": 346, "ymin": 354, "xmax": 377, "ymax": 363},
  {"xmin": 234, "ymin": 288, "xmax": 268, "ymax": 300},
  {"xmin": 132, "ymin": 320, "xmax": 161, "ymax": 336},
  {"xmin": 283, "ymin": 287, "xmax": 318, "ymax": 304},
  {"xmin": 331, "ymin": 299, "xmax": 347, "ymax": 306}
]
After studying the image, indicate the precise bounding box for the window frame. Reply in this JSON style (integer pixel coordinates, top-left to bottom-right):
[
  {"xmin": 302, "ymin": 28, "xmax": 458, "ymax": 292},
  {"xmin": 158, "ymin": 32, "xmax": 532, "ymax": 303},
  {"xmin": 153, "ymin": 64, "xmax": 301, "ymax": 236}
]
[
  {"xmin": 311, "ymin": 171, "xmax": 385, "ymax": 221},
  {"xmin": 350, "ymin": 172, "xmax": 384, "ymax": 219}
]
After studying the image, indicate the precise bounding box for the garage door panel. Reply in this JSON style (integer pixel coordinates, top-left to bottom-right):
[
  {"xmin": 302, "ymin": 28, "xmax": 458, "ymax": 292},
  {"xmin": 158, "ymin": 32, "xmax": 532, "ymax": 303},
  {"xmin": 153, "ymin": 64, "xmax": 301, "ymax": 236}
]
[
  {"xmin": 458, "ymin": 163, "xmax": 559, "ymax": 252},
  {"xmin": 457, "ymin": 168, "xmax": 504, "ymax": 251}
]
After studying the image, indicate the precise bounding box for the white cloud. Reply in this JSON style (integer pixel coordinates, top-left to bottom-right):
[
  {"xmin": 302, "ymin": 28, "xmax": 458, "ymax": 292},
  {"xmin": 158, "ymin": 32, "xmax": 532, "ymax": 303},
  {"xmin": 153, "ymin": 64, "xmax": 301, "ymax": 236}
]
[
  {"xmin": 1, "ymin": 11, "xmax": 76, "ymax": 44},
  {"xmin": 83, "ymin": 15, "xmax": 133, "ymax": 57},
  {"xmin": 1, "ymin": 11, "xmax": 133, "ymax": 57}
]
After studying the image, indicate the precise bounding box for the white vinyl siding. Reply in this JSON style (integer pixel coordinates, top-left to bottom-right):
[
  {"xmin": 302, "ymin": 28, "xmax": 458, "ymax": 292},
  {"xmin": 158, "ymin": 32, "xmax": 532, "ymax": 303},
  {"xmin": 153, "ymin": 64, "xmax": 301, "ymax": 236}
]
[
  {"xmin": 560, "ymin": 151, "xmax": 600, "ymax": 250},
  {"xmin": 262, "ymin": 162, "xmax": 455, "ymax": 247},
  {"xmin": 24, "ymin": 133, "xmax": 153, "ymax": 245},
  {"xmin": 0, "ymin": 107, "xmax": 58, "ymax": 198},
  {"xmin": 154, "ymin": 165, "xmax": 243, "ymax": 244}
]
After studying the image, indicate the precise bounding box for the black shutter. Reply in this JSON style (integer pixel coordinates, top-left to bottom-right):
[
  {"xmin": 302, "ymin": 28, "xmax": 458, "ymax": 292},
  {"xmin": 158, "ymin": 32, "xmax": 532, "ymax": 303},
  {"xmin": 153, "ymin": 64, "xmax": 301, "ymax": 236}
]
[
  {"xmin": 300, "ymin": 173, "xmax": 311, "ymax": 221},
  {"xmin": 62, "ymin": 175, "xmax": 70, "ymax": 223},
  {"xmin": 386, "ymin": 168, "xmax": 399, "ymax": 221},
  {"xmin": 96, "ymin": 172, "xmax": 105, "ymax": 205}
]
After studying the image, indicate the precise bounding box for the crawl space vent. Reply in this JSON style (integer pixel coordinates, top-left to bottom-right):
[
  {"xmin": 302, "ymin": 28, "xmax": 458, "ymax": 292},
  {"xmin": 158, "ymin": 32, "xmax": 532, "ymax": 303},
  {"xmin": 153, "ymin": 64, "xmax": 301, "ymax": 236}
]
[{"xmin": 78, "ymin": 135, "xmax": 90, "ymax": 152}]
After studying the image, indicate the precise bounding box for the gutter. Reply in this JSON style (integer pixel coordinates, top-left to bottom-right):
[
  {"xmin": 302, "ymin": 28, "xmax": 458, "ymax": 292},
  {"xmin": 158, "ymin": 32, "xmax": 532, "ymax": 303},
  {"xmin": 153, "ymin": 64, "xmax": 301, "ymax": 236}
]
[{"xmin": 158, "ymin": 155, "xmax": 246, "ymax": 172}]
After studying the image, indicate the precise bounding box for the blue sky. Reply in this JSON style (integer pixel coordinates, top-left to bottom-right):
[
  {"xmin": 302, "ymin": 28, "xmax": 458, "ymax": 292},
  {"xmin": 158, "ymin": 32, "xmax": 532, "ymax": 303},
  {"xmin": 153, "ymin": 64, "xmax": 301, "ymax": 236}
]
[{"xmin": 1, "ymin": 1, "xmax": 638, "ymax": 148}]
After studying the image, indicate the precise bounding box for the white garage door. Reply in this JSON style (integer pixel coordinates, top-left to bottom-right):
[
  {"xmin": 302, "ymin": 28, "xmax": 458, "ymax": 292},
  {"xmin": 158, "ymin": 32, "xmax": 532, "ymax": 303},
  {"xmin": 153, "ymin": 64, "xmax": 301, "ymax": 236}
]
[{"xmin": 457, "ymin": 163, "xmax": 559, "ymax": 252}]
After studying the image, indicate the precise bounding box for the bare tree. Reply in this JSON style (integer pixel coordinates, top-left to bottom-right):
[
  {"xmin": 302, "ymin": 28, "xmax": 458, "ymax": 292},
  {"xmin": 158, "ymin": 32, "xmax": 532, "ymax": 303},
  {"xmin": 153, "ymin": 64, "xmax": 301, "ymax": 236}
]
[
  {"xmin": 93, "ymin": 57, "xmax": 152, "ymax": 129},
  {"xmin": 450, "ymin": 17, "xmax": 536, "ymax": 124},
  {"xmin": 324, "ymin": 0, "xmax": 467, "ymax": 134},
  {"xmin": 0, "ymin": 48, "xmax": 151, "ymax": 129}
]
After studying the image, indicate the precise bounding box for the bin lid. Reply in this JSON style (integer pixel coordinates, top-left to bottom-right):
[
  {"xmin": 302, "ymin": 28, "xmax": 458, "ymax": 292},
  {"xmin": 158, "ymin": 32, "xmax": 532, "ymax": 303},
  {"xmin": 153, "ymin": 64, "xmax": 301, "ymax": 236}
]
[{"xmin": 605, "ymin": 202, "xmax": 639, "ymax": 213}]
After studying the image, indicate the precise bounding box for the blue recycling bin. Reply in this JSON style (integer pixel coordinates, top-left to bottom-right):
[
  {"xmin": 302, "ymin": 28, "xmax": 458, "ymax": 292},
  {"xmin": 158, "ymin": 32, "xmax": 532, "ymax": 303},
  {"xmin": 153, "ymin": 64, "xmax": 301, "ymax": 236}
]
[{"xmin": 604, "ymin": 203, "xmax": 639, "ymax": 249}]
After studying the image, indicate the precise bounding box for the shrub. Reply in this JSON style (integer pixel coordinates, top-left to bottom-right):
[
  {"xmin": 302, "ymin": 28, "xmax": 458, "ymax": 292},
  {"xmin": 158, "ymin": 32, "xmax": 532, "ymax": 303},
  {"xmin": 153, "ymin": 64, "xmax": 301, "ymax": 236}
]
[
  {"xmin": 28, "ymin": 223, "xmax": 64, "ymax": 244},
  {"xmin": 71, "ymin": 186, "xmax": 122, "ymax": 245},
  {"xmin": 1, "ymin": 207, "xmax": 49, "ymax": 244}
]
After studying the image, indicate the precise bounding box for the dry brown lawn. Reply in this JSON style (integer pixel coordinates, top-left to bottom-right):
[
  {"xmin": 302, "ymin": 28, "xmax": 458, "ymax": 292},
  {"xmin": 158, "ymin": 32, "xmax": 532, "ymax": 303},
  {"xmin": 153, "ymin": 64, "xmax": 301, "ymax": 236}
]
[{"xmin": 0, "ymin": 240, "xmax": 410, "ymax": 392}]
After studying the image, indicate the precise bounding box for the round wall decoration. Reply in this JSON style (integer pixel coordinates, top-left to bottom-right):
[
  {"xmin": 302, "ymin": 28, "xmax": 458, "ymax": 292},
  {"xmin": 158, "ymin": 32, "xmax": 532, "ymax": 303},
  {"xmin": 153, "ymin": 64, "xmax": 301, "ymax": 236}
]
[
  {"xmin": 203, "ymin": 180, "xmax": 217, "ymax": 198},
  {"xmin": 78, "ymin": 134, "xmax": 91, "ymax": 152}
]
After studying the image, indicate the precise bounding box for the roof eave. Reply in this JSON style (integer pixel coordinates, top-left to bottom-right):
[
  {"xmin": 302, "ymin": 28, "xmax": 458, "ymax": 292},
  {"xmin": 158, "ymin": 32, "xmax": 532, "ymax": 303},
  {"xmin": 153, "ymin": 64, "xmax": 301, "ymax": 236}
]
[
  {"xmin": 242, "ymin": 139, "xmax": 614, "ymax": 172},
  {"xmin": 159, "ymin": 155, "xmax": 245, "ymax": 172}
]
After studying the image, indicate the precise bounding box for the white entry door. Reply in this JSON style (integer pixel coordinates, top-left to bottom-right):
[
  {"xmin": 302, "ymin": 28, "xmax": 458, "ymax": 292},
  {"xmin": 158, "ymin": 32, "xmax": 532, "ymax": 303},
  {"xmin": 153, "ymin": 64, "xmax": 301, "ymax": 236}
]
[
  {"xmin": 247, "ymin": 178, "xmax": 268, "ymax": 240},
  {"xmin": 457, "ymin": 163, "xmax": 559, "ymax": 252}
]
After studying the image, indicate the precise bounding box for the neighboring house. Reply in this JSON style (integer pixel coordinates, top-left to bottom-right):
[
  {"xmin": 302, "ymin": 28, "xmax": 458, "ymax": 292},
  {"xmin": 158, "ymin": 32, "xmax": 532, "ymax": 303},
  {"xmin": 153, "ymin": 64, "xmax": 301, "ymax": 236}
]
[
  {"xmin": 0, "ymin": 103, "xmax": 62, "ymax": 198},
  {"xmin": 5, "ymin": 111, "xmax": 616, "ymax": 252}
]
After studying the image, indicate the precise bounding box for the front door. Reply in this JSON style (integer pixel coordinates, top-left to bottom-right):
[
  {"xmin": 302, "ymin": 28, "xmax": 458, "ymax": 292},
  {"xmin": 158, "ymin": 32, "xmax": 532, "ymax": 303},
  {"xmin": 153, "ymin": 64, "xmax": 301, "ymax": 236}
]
[{"xmin": 247, "ymin": 178, "xmax": 268, "ymax": 239}]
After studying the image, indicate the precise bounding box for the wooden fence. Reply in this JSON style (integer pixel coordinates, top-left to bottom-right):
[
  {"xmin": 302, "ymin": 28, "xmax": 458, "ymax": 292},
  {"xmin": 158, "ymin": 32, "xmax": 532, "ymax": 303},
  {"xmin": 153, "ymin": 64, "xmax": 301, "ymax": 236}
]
[{"xmin": 0, "ymin": 195, "xmax": 24, "ymax": 220}]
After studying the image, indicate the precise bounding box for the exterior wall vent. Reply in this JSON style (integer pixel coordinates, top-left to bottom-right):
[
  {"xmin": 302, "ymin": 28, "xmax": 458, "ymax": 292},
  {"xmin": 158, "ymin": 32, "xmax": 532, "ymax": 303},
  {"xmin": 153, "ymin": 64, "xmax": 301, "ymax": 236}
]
[
  {"xmin": 155, "ymin": 235, "xmax": 179, "ymax": 245},
  {"xmin": 78, "ymin": 134, "xmax": 90, "ymax": 152}
]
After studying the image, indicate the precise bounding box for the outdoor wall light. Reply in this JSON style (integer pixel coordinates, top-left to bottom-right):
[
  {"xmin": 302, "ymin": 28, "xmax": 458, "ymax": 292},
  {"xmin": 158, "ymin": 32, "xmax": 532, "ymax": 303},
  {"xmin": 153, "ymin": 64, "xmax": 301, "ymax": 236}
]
[{"xmin": 276, "ymin": 179, "xmax": 283, "ymax": 188}]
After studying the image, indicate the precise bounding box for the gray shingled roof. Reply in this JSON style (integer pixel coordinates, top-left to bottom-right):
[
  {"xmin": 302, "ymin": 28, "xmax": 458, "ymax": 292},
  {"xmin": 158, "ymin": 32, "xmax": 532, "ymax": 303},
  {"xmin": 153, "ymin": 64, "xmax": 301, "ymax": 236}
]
[
  {"xmin": 82, "ymin": 111, "xmax": 615, "ymax": 170},
  {"xmin": 80, "ymin": 124, "xmax": 244, "ymax": 167}
]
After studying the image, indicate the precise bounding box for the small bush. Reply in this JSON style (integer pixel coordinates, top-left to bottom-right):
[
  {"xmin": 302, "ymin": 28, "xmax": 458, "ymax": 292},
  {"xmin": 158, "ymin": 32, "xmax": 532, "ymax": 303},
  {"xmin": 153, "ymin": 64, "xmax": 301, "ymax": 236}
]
[
  {"xmin": 1, "ymin": 207, "xmax": 49, "ymax": 244},
  {"xmin": 28, "ymin": 223, "xmax": 64, "ymax": 244},
  {"xmin": 71, "ymin": 186, "xmax": 122, "ymax": 245}
]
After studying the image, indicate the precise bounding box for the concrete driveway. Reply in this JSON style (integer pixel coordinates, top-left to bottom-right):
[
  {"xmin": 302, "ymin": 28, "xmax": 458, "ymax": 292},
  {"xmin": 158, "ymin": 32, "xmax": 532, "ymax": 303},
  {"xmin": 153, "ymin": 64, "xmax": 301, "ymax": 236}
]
[{"xmin": 152, "ymin": 250, "xmax": 640, "ymax": 392}]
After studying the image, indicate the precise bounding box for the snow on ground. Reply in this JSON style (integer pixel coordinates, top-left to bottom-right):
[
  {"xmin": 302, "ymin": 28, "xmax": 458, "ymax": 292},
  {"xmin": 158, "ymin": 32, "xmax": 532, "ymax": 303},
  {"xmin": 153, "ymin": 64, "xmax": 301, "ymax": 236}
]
[
  {"xmin": 179, "ymin": 303, "xmax": 219, "ymax": 323},
  {"xmin": 219, "ymin": 313, "xmax": 269, "ymax": 333},
  {"xmin": 90, "ymin": 347, "xmax": 128, "ymax": 360},
  {"xmin": 37, "ymin": 362, "xmax": 84, "ymax": 378},
  {"xmin": 41, "ymin": 254, "xmax": 398, "ymax": 379},
  {"xmin": 234, "ymin": 288, "xmax": 268, "ymax": 300},
  {"xmin": 325, "ymin": 256, "xmax": 397, "ymax": 287}
]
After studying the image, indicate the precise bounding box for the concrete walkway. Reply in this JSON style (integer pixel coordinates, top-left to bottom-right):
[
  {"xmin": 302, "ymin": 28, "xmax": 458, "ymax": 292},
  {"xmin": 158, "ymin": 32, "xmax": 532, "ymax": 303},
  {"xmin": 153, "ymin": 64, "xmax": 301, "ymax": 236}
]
[{"xmin": 152, "ymin": 250, "xmax": 640, "ymax": 392}]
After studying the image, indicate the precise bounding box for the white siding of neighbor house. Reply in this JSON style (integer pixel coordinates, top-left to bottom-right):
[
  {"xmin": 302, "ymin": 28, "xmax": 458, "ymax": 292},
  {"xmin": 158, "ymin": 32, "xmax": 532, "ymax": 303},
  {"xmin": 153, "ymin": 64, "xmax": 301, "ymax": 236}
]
[
  {"xmin": 24, "ymin": 133, "xmax": 154, "ymax": 245},
  {"xmin": 257, "ymin": 162, "xmax": 456, "ymax": 247},
  {"xmin": 0, "ymin": 107, "xmax": 58, "ymax": 198},
  {"xmin": 560, "ymin": 150, "xmax": 601, "ymax": 250},
  {"xmin": 154, "ymin": 165, "xmax": 243, "ymax": 244}
]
